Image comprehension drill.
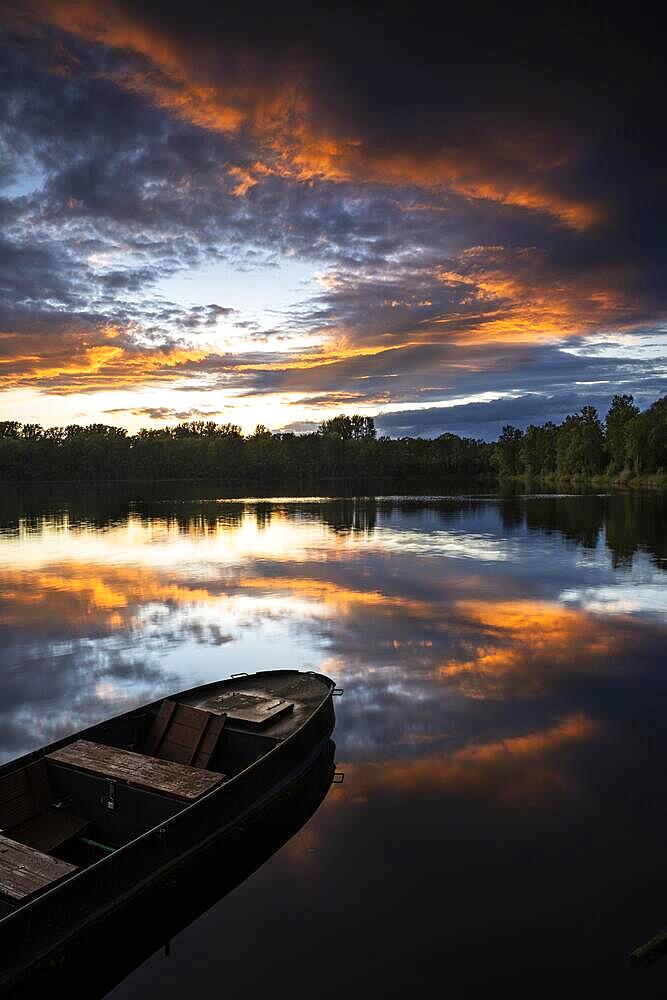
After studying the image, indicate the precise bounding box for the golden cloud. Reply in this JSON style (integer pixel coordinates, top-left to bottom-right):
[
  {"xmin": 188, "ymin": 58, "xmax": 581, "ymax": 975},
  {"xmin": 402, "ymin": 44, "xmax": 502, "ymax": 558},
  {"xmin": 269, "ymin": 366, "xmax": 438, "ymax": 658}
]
[
  {"xmin": 437, "ymin": 599, "xmax": 623, "ymax": 699},
  {"xmin": 0, "ymin": 326, "xmax": 211, "ymax": 394},
  {"xmin": 0, "ymin": 563, "xmax": 219, "ymax": 631},
  {"xmin": 436, "ymin": 248, "xmax": 634, "ymax": 345}
]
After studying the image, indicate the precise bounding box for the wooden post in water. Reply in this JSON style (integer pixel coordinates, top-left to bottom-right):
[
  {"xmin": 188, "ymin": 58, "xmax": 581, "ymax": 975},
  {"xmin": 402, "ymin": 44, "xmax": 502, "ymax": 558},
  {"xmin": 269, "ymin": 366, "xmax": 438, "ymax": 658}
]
[{"xmin": 631, "ymin": 925, "xmax": 667, "ymax": 969}]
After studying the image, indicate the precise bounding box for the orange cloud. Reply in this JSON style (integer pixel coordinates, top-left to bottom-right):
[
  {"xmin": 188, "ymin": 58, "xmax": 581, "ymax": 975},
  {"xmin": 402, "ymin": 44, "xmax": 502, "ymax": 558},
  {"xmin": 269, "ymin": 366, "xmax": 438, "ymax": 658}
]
[
  {"xmin": 234, "ymin": 342, "xmax": 412, "ymax": 373},
  {"xmin": 333, "ymin": 713, "xmax": 598, "ymax": 807},
  {"xmin": 437, "ymin": 599, "xmax": 621, "ymax": 699},
  {"xmin": 0, "ymin": 323, "xmax": 426, "ymax": 396},
  {"xmin": 436, "ymin": 247, "xmax": 635, "ymax": 345},
  {"xmin": 238, "ymin": 575, "xmax": 430, "ymax": 617},
  {"xmin": 232, "ymin": 580, "xmax": 646, "ymax": 703},
  {"xmin": 26, "ymin": 0, "xmax": 604, "ymax": 230},
  {"xmin": 353, "ymin": 150, "xmax": 605, "ymax": 231},
  {"xmin": 0, "ymin": 326, "xmax": 211, "ymax": 393},
  {"xmin": 0, "ymin": 563, "xmax": 220, "ymax": 631},
  {"xmin": 116, "ymin": 68, "xmax": 244, "ymax": 134}
]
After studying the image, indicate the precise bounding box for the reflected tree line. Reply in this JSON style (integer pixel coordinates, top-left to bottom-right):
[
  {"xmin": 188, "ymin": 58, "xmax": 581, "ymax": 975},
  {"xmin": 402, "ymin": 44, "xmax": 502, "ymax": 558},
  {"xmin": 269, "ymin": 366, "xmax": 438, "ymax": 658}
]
[
  {"xmin": 501, "ymin": 493, "xmax": 667, "ymax": 567},
  {"xmin": 0, "ymin": 489, "xmax": 665, "ymax": 568},
  {"xmin": 0, "ymin": 396, "xmax": 664, "ymax": 484}
]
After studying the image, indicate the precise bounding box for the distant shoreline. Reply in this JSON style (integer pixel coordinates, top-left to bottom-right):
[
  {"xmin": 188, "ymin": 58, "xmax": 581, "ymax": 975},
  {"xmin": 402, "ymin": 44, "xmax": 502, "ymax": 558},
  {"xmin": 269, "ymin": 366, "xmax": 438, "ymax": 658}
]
[
  {"xmin": 1, "ymin": 397, "xmax": 664, "ymax": 486},
  {"xmin": 1, "ymin": 473, "xmax": 665, "ymax": 491},
  {"xmin": 503, "ymin": 472, "xmax": 667, "ymax": 491}
]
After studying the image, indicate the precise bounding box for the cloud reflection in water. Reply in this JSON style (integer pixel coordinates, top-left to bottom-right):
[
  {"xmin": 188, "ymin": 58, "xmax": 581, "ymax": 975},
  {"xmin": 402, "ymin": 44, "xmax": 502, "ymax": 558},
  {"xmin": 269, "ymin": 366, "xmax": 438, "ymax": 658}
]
[
  {"xmin": 0, "ymin": 493, "xmax": 665, "ymax": 776},
  {"xmin": 3, "ymin": 490, "xmax": 667, "ymax": 993}
]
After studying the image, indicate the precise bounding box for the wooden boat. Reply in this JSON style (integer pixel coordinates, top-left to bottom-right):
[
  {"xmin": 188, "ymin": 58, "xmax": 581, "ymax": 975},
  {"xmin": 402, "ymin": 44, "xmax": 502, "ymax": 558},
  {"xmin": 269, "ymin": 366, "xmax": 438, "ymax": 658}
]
[
  {"xmin": 3, "ymin": 739, "xmax": 337, "ymax": 1000},
  {"xmin": 0, "ymin": 669, "xmax": 338, "ymax": 993}
]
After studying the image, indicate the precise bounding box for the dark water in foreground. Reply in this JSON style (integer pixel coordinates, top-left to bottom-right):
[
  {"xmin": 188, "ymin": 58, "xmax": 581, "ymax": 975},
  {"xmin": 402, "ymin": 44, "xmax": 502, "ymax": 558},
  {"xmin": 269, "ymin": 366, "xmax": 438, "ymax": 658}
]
[{"xmin": 1, "ymin": 486, "xmax": 666, "ymax": 996}]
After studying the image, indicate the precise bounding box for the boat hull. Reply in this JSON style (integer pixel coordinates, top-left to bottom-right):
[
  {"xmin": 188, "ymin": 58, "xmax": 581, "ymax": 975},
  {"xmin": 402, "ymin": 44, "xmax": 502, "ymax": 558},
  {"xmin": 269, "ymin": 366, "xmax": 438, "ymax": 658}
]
[{"xmin": 0, "ymin": 670, "xmax": 336, "ymax": 993}]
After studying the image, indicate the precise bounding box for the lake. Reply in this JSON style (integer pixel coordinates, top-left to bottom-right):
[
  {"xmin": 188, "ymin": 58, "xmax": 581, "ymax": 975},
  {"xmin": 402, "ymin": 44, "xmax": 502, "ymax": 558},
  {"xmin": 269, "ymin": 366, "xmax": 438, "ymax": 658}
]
[{"xmin": 1, "ymin": 485, "xmax": 666, "ymax": 995}]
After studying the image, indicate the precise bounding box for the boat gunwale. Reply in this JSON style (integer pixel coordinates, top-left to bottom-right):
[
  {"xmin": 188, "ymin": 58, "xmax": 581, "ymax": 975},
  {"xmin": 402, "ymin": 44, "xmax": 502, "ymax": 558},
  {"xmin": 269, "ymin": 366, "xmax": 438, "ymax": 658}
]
[{"xmin": 0, "ymin": 668, "xmax": 335, "ymax": 927}]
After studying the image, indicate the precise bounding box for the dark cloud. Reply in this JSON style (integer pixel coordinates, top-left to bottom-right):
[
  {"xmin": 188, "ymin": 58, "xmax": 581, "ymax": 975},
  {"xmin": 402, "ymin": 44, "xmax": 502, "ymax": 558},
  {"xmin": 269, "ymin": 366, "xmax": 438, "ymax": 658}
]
[
  {"xmin": 0, "ymin": 4, "xmax": 665, "ymax": 415},
  {"xmin": 105, "ymin": 405, "xmax": 226, "ymax": 421},
  {"xmin": 375, "ymin": 393, "xmax": 638, "ymax": 442}
]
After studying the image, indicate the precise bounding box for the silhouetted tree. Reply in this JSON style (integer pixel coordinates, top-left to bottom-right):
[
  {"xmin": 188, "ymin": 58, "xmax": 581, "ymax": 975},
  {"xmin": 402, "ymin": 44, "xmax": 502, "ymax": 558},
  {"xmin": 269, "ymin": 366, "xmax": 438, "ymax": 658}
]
[
  {"xmin": 520, "ymin": 422, "xmax": 557, "ymax": 476},
  {"xmin": 605, "ymin": 394, "xmax": 639, "ymax": 472},
  {"xmin": 318, "ymin": 415, "xmax": 376, "ymax": 440},
  {"xmin": 252, "ymin": 424, "xmax": 272, "ymax": 439},
  {"xmin": 492, "ymin": 425, "xmax": 523, "ymax": 476},
  {"xmin": 0, "ymin": 422, "xmax": 21, "ymax": 438}
]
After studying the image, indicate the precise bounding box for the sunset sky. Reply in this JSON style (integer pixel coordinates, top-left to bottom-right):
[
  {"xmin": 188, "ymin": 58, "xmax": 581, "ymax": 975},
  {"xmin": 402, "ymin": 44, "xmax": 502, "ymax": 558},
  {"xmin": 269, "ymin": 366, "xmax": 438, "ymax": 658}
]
[{"xmin": 1, "ymin": 3, "xmax": 665, "ymax": 438}]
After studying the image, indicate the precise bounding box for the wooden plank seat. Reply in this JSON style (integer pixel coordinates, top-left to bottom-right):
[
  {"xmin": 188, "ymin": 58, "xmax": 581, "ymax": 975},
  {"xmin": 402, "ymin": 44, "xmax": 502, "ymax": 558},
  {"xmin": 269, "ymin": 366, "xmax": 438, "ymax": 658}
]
[
  {"xmin": 0, "ymin": 761, "xmax": 90, "ymax": 853},
  {"xmin": 48, "ymin": 741, "xmax": 224, "ymax": 801},
  {"xmin": 0, "ymin": 834, "xmax": 77, "ymax": 902},
  {"xmin": 144, "ymin": 699, "xmax": 226, "ymax": 769}
]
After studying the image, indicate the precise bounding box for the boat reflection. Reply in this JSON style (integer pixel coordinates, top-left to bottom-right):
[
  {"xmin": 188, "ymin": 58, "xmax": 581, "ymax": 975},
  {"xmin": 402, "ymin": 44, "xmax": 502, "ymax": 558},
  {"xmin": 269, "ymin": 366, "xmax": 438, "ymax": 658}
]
[{"xmin": 4, "ymin": 740, "xmax": 336, "ymax": 1000}]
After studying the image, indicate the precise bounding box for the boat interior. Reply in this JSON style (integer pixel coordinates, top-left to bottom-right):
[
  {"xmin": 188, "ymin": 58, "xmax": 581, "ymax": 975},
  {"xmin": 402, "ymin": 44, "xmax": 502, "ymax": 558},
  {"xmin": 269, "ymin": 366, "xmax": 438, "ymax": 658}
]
[{"xmin": 0, "ymin": 672, "xmax": 323, "ymax": 916}]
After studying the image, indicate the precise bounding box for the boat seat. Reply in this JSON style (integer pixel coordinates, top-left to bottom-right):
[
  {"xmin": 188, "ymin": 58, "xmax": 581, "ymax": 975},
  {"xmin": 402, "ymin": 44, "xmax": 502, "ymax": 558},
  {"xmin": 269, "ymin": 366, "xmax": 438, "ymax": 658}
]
[
  {"xmin": 0, "ymin": 833, "xmax": 77, "ymax": 902},
  {"xmin": 48, "ymin": 740, "xmax": 225, "ymax": 801},
  {"xmin": 0, "ymin": 761, "xmax": 90, "ymax": 853},
  {"xmin": 144, "ymin": 699, "xmax": 226, "ymax": 768}
]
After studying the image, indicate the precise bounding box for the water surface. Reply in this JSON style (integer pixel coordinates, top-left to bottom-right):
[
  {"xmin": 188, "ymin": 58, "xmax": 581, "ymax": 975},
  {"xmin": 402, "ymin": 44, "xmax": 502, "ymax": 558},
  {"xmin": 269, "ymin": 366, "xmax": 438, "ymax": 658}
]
[{"xmin": 1, "ymin": 487, "xmax": 666, "ymax": 995}]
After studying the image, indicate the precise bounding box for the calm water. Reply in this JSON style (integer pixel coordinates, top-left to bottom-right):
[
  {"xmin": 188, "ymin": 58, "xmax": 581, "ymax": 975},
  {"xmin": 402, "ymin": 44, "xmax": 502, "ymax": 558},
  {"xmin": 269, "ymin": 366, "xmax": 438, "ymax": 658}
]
[{"xmin": 1, "ymin": 486, "xmax": 667, "ymax": 995}]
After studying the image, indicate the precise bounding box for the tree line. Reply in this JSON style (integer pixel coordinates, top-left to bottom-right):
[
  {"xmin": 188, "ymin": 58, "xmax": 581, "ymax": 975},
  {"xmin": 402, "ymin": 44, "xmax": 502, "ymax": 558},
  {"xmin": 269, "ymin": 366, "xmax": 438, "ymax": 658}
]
[
  {"xmin": 0, "ymin": 395, "xmax": 664, "ymax": 483},
  {"xmin": 491, "ymin": 394, "xmax": 666, "ymax": 479}
]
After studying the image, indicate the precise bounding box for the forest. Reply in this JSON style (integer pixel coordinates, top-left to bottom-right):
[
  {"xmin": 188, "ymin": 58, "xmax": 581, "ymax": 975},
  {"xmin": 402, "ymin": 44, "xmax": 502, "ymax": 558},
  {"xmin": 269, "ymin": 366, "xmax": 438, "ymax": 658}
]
[{"xmin": 0, "ymin": 395, "xmax": 664, "ymax": 484}]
